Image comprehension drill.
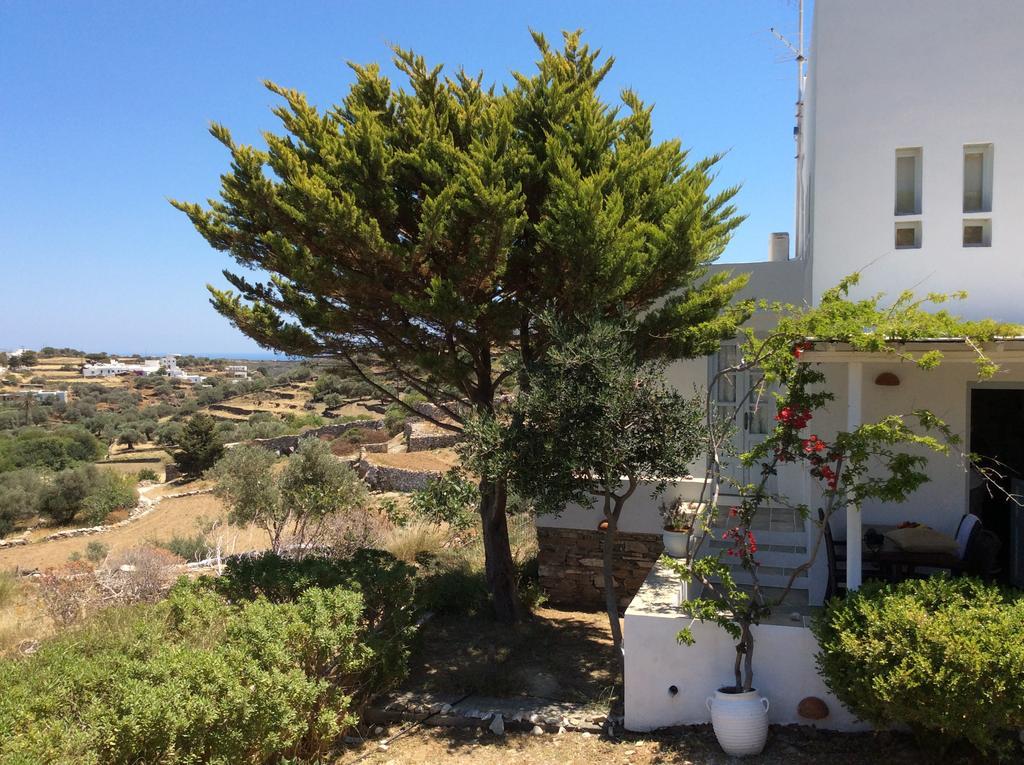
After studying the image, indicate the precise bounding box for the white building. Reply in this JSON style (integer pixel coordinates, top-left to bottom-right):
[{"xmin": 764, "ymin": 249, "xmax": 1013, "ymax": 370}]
[
  {"xmin": 0, "ymin": 389, "xmax": 68, "ymax": 405},
  {"xmin": 82, "ymin": 359, "xmax": 160, "ymax": 377},
  {"xmin": 225, "ymin": 364, "xmax": 248, "ymax": 378},
  {"xmin": 533, "ymin": 0, "xmax": 1024, "ymax": 732},
  {"xmin": 83, "ymin": 354, "xmax": 205, "ymax": 383}
]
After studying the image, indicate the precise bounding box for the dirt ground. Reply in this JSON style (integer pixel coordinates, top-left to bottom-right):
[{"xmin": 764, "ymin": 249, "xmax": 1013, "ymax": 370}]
[{"xmin": 339, "ymin": 725, "xmax": 934, "ymax": 765}]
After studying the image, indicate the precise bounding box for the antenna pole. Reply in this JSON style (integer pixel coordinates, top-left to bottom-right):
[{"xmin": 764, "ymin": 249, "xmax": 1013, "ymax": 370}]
[{"xmin": 771, "ymin": 0, "xmax": 807, "ymax": 261}]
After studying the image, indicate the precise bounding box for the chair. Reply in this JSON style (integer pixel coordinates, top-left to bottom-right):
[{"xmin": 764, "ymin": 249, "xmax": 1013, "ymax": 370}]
[
  {"xmin": 819, "ymin": 509, "xmax": 846, "ymax": 600},
  {"xmin": 962, "ymin": 527, "xmax": 1002, "ymax": 580},
  {"xmin": 881, "ymin": 514, "xmax": 1001, "ymax": 582}
]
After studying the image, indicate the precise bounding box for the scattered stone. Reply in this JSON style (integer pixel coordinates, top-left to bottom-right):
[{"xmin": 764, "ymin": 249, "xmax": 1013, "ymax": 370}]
[
  {"xmin": 376, "ymin": 743, "xmax": 388, "ymax": 752},
  {"xmin": 557, "ymin": 726, "xmax": 566, "ymax": 735},
  {"xmin": 372, "ymin": 725, "xmax": 385, "ymax": 735},
  {"xmin": 529, "ymin": 713, "xmax": 540, "ymax": 724},
  {"xmin": 581, "ymin": 731, "xmax": 591, "ymax": 738},
  {"xmin": 488, "ymin": 714, "xmax": 505, "ymax": 736},
  {"xmin": 531, "ymin": 725, "xmax": 544, "ymax": 736},
  {"xmin": 439, "ymin": 703, "xmax": 452, "ymax": 715}
]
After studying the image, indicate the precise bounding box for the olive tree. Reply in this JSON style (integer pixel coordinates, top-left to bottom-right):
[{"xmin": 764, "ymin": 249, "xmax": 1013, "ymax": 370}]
[
  {"xmin": 467, "ymin": 318, "xmax": 705, "ymax": 649},
  {"xmin": 209, "ymin": 439, "xmax": 367, "ymax": 553}
]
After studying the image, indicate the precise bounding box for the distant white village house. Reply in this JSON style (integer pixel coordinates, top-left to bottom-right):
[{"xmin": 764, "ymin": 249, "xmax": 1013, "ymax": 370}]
[
  {"xmin": 0, "ymin": 389, "xmax": 68, "ymax": 405},
  {"xmin": 82, "ymin": 354, "xmax": 206, "ymax": 383}
]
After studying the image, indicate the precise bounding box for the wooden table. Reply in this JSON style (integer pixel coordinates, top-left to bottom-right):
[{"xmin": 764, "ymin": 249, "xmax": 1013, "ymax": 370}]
[{"xmin": 862, "ymin": 530, "xmax": 962, "ymax": 582}]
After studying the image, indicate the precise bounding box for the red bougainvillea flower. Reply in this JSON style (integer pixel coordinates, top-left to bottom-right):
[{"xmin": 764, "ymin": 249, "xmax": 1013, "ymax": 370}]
[
  {"xmin": 802, "ymin": 435, "xmax": 827, "ymax": 454},
  {"xmin": 776, "ymin": 405, "xmax": 812, "ymax": 429}
]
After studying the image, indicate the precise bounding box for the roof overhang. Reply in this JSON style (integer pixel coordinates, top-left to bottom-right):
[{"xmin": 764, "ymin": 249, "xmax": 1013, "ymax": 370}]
[{"xmin": 801, "ymin": 337, "xmax": 1024, "ymax": 364}]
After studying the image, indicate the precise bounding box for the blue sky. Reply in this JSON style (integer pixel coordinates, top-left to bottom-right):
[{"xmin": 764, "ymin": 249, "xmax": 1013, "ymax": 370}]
[{"xmin": 0, "ymin": 0, "xmax": 810, "ymax": 355}]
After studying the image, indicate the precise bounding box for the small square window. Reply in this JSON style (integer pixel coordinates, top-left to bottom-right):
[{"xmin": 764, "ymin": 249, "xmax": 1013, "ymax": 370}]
[
  {"xmin": 895, "ymin": 221, "xmax": 921, "ymax": 249},
  {"xmin": 963, "ymin": 219, "xmax": 991, "ymax": 247},
  {"xmin": 895, "ymin": 148, "xmax": 923, "ymax": 216},
  {"xmin": 963, "ymin": 144, "xmax": 993, "ymax": 213}
]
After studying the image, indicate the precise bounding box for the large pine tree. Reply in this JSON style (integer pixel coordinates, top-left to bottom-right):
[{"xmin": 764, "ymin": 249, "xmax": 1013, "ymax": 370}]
[{"xmin": 174, "ymin": 32, "xmax": 749, "ymax": 622}]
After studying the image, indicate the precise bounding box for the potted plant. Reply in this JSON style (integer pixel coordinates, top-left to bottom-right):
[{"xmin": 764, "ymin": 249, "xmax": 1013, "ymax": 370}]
[{"xmin": 660, "ymin": 497, "xmax": 698, "ymax": 558}]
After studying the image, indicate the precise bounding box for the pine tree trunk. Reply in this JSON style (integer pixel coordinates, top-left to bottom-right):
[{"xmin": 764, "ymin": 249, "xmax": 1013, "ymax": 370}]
[{"xmin": 479, "ymin": 477, "xmax": 523, "ymax": 624}]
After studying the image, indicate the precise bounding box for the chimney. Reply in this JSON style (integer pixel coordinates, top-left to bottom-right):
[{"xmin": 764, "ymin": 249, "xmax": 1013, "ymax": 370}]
[{"xmin": 769, "ymin": 232, "xmax": 790, "ymax": 262}]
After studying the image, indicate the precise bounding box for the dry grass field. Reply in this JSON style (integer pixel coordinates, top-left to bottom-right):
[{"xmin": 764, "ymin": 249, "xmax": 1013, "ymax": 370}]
[
  {"xmin": 366, "ymin": 448, "xmax": 461, "ymax": 473},
  {"xmin": 0, "ymin": 490, "xmax": 268, "ymax": 571}
]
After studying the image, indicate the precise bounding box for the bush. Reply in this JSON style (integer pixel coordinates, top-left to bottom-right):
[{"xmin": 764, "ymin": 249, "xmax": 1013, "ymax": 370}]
[
  {"xmin": 813, "ymin": 575, "xmax": 1024, "ymax": 758},
  {"xmin": 213, "ymin": 549, "xmax": 417, "ymax": 691},
  {"xmin": 136, "ymin": 467, "xmax": 159, "ymax": 482},
  {"xmin": 415, "ymin": 553, "xmax": 545, "ymax": 617},
  {"xmin": 80, "ymin": 471, "xmax": 137, "ymax": 525},
  {"xmin": 409, "ymin": 468, "xmax": 479, "ymax": 531},
  {"xmin": 84, "ymin": 541, "xmax": 108, "ymax": 563},
  {"xmin": 0, "ymin": 469, "xmax": 44, "ymax": 537},
  {"xmin": 39, "ymin": 464, "xmax": 97, "ymax": 524},
  {"xmin": 0, "ymin": 426, "xmax": 104, "ymax": 473},
  {"xmin": 384, "ymin": 519, "xmax": 450, "ymax": 563},
  {"xmin": 0, "ymin": 581, "xmax": 391, "ymax": 763},
  {"xmin": 156, "ymin": 532, "xmax": 209, "ymax": 562}
]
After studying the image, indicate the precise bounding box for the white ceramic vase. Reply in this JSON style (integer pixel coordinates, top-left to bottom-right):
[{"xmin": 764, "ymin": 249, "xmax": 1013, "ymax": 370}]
[
  {"xmin": 662, "ymin": 528, "xmax": 691, "ymax": 558},
  {"xmin": 706, "ymin": 688, "xmax": 770, "ymax": 757}
]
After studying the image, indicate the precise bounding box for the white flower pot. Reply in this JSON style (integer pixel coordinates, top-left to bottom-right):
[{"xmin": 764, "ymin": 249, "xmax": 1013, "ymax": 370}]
[
  {"xmin": 662, "ymin": 528, "xmax": 691, "ymax": 558},
  {"xmin": 706, "ymin": 688, "xmax": 770, "ymax": 757}
]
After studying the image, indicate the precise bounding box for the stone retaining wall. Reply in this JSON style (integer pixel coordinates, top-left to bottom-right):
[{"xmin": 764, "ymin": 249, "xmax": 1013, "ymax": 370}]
[
  {"xmin": 404, "ymin": 420, "xmax": 461, "ymax": 452},
  {"xmin": 249, "ymin": 419, "xmax": 384, "ymax": 454},
  {"xmin": 537, "ymin": 527, "xmax": 664, "ymax": 609},
  {"xmin": 355, "ymin": 458, "xmax": 440, "ymax": 492}
]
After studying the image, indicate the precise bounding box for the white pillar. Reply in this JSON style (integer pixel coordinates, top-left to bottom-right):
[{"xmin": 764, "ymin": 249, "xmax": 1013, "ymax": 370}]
[{"xmin": 845, "ymin": 362, "xmax": 863, "ymax": 591}]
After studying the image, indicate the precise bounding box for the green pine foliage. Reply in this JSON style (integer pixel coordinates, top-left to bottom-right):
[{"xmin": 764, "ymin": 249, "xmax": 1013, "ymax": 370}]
[
  {"xmin": 174, "ymin": 31, "xmax": 751, "ymax": 620},
  {"xmin": 174, "ymin": 414, "xmax": 224, "ymax": 476}
]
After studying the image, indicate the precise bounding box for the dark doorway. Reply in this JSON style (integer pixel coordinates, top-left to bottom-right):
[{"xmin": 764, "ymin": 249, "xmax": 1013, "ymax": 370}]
[{"xmin": 969, "ymin": 388, "xmax": 1024, "ymax": 587}]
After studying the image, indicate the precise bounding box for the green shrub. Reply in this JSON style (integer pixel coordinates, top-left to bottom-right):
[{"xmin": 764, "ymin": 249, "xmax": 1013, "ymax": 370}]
[
  {"xmin": 84, "ymin": 541, "xmax": 109, "ymax": 563},
  {"xmin": 379, "ymin": 496, "xmax": 408, "ymax": 527},
  {"xmin": 409, "ymin": 468, "xmax": 479, "ymax": 531},
  {"xmin": 813, "ymin": 576, "xmax": 1024, "ymax": 758},
  {"xmin": 39, "ymin": 464, "xmax": 97, "ymax": 524},
  {"xmin": 0, "ymin": 469, "xmax": 44, "ymax": 537},
  {"xmin": 136, "ymin": 467, "xmax": 159, "ymax": 482},
  {"xmin": 212, "ymin": 549, "xmax": 416, "ymax": 693},
  {"xmin": 384, "ymin": 403, "xmax": 407, "ymax": 436},
  {"xmin": 156, "ymin": 533, "xmax": 209, "ymax": 562},
  {"xmin": 416, "ymin": 553, "xmax": 545, "ymax": 617},
  {"xmin": 80, "ymin": 471, "xmax": 138, "ymax": 525},
  {"xmin": 416, "ymin": 556, "xmax": 491, "ymax": 616},
  {"xmin": 321, "ymin": 392, "xmax": 345, "ymax": 408},
  {"xmin": 0, "ymin": 582, "xmax": 383, "ymax": 763}
]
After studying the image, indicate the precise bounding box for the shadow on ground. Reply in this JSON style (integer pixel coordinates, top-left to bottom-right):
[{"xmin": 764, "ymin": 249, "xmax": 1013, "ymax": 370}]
[{"xmin": 402, "ymin": 605, "xmax": 618, "ymax": 705}]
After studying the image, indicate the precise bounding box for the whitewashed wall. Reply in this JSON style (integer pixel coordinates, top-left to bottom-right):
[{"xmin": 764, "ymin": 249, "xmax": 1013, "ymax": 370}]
[
  {"xmin": 807, "ymin": 0, "xmax": 1024, "ymax": 323},
  {"xmin": 623, "ymin": 564, "xmax": 866, "ymax": 732}
]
